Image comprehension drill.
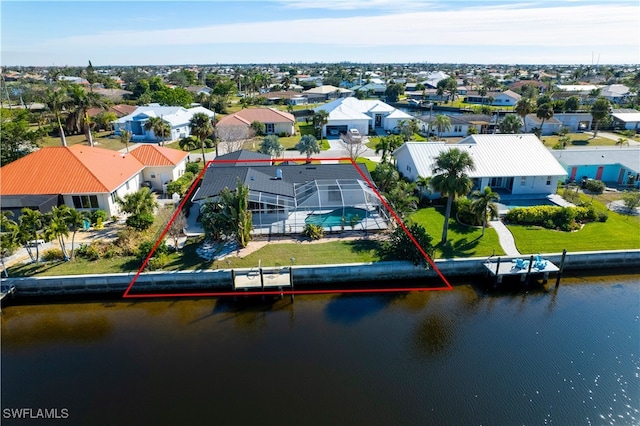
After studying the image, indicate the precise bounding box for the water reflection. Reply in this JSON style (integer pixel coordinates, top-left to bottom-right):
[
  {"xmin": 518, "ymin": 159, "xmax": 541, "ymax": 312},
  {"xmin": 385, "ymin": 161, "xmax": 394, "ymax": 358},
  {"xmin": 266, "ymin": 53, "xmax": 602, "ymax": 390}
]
[{"xmin": 412, "ymin": 312, "xmax": 455, "ymax": 357}]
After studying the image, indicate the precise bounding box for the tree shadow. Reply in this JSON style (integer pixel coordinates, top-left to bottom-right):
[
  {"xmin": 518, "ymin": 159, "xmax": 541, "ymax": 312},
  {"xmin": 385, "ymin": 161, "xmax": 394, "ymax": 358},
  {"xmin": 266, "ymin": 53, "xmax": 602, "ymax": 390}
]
[
  {"xmin": 436, "ymin": 236, "xmax": 481, "ymax": 258},
  {"xmin": 7, "ymin": 260, "xmax": 66, "ymax": 277}
]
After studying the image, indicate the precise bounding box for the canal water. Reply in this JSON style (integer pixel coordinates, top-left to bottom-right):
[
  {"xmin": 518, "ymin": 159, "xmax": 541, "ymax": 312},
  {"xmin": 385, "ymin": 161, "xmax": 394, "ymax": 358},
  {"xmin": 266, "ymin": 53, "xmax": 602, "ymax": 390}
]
[{"xmin": 2, "ymin": 275, "xmax": 638, "ymax": 425}]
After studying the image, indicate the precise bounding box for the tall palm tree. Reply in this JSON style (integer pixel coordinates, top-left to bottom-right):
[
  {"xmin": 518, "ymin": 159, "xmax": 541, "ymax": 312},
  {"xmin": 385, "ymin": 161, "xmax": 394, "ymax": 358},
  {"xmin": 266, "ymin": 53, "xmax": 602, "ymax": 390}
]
[
  {"xmin": 431, "ymin": 148, "xmax": 475, "ymax": 244},
  {"xmin": 374, "ymin": 135, "xmax": 403, "ymax": 164},
  {"xmin": 45, "ymin": 206, "xmax": 71, "ymax": 260},
  {"xmin": 590, "ymin": 97, "xmax": 611, "ymax": 139},
  {"xmin": 259, "ymin": 135, "xmax": 284, "ymax": 158},
  {"xmin": 313, "ymin": 110, "xmax": 329, "ymax": 139},
  {"xmin": 536, "ymin": 103, "xmax": 554, "ymax": 135},
  {"xmin": 0, "ymin": 211, "xmax": 19, "ymax": 277},
  {"xmin": 189, "ymin": 112, "xmax": 214, "ymax": 163},
  {"xmin": 17, "ymin": 208, "xmax": 45, "ymax": 263},
  {"xmin": 66, "ymin": 208, "xmax": 88, "ymax": 260},
  {"xmin": 120, "ymin": 129, "xmax": 132, "ymax": 153},
  {"xmin": 416, "ymin": 176, "xmax": 432, "ymax": 204},
  {"xmin": 117, "ymin": 187, "xmax": 158, "ymax": 217},
  {"xmin": 470, "ymin": 186, "xmax": 500, "ymax": 236},
  {"xmin": 43, "ymin": 87, "xmax": 69, "ymax": 146},
  {"xmin": 515, "ymin": 98, "xmax": 534, "ymax": 132},
  {"xmin": 295, "ymin": 134, "xmax": 321, "ymax": 163},
  {"xmin": 65, "ymin": 84, "xmax": 107, "ymax": 145},
  {"xmin": 144, "ymin": 116, "xmax": 171, "ymax": 146},
  {"xmin": 434, "ymin": 114, "xmax": 451, "ymax": 140}
]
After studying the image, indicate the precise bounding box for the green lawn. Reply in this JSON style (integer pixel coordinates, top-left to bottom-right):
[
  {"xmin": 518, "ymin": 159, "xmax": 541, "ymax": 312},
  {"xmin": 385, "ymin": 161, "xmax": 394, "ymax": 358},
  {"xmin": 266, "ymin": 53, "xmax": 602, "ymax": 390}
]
[
  {"xmin": 540, "ymin": 133, "xmax": 618, "ymax": 148},
  {"xmin": 409, "ymin": 207, "xmax": 505, "ymax": 258},
  {"xmin": 42, "ymin": 130, "xmax": 124, "ymax": 151}
]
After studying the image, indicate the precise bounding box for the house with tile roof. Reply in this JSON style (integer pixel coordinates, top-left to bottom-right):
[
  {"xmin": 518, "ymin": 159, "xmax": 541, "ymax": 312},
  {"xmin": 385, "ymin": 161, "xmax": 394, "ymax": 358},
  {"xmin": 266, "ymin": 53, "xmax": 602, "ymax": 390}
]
[
  {"xmin": 313, "ymin": 97, "xmax": 413, "ymax": 137},
  {"xmin": 129, "ymin": 144, "xmax": 189, "ymax": 193},
  {"xmin": 216, "ymin": 107, "xmax": 296, "ymax": 137},
  {"xmin": 0, "ymin": 145, "xmax": 187, "ymax": 218},
  {"xmin": 192, "ymin": 152, "xmax": 387, "ymax": 234},
  {"xmin": 112, "ymin": 105, "xmax": 215, "ymax": 143},
  {"xmin": 393, "ymin": 134, "xmax": 567, "ymax": 198}
]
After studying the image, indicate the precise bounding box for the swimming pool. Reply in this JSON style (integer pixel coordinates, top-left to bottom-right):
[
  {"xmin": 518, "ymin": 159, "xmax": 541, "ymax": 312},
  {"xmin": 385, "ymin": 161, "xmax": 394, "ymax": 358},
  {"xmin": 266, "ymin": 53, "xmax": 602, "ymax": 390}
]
[
  {"xmin": 498, "ymin": 199, "xmax": 556, "ymax": 209},
  {"xmin": 305, "ymin": 207, "xmax": 368, "ymax": 227}
]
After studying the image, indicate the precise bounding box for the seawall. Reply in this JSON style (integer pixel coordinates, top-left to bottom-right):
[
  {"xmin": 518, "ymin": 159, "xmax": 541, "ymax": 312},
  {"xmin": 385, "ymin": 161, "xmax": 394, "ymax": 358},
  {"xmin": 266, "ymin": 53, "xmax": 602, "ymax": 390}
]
[{"xmin": 2, "ymin": 250, "xmax": 639, "ymax": 298}]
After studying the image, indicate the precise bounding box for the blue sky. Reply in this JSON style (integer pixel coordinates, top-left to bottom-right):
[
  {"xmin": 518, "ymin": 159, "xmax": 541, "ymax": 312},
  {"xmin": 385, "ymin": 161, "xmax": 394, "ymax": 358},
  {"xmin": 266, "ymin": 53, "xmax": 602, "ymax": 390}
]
[{"xmin": 2, "ymin": 0, "xmax": 639, "ymax": 66}]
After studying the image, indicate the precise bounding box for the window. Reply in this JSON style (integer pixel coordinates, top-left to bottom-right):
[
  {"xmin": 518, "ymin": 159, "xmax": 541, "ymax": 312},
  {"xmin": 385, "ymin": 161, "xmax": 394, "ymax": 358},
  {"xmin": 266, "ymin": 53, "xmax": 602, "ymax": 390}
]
[
  {"xmin": 520, "ymin": 176, "xmax": 527, "ymax": 186},
  {"xmin": 72, "ymin": 195, "xmax": 99, "ymax": 209},
  {"xmin": 490, "ymin": 177, "xmax": 503, "ymax": 187},
  {"xmin": 150, "ymin": 173, "xmax": 156, "ymax": 179},
  {"xmin": 546, "ymin": 176, "xmax": 552, "ymax": 186},
  {"xmin": 406, "ymin": 165, "xmax": 411, "ymax": 172},
  {"xmin": 266, "ymin": 123, "xmax": 275, "ymax": 134},
  {"xmin": 454, "ymin": 125, "xmax": 462, "ymax": 133}
]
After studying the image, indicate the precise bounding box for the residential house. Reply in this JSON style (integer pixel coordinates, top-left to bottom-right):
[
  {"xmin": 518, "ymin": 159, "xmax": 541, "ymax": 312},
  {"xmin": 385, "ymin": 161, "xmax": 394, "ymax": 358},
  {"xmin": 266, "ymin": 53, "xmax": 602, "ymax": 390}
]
[
  {"xmin": 88, "ymin": 104, "xmax": 138, "ymax": 119},
  {"xmin": 112, "ymin": 105, "xmax": 215, "ymax": 143},
  {"xmin": 611, "ymin": 109, "xmax": 640, "ymax": 132},
  {"xmin": 351, "ymin": 83, "xmax": 387, "ymax": 98},
  {"xmin": 216, "ymin": 107, "xmax": 296, "ymax": 136},
  {"xmin": 313, "ymin": 97, "xmax": 413, "ymax": 137},
  {"xmin": 554, "ymin": 113, "xmax": 592, "ymax": 132},
  {"xmin": 417, "ymin": 114, "xmax": 493, "ymax": 137},
  {"xmin": 551, "ymin": 148, "xmax": 640, "ymax": 187},
  {"xmin": 185, "ymin": 86, "xmax": 213, "ymax": 96},
  {"xmin": 600, "ymin": 84, "xmax": 630, "ymax": 104},
  {"xmin": 524, "ymin": 114, "xmax": 563, "ymax": 135},
  {"xmin": 303, "ymin": 85, "xmax": 353, "ymax": 102},
  {"xmin": 129, "ymin": 144, "xmax": 189, "ymax": 193},
  {"xmin": 264, "ymin": 91, "xmax": 308, "ymax": 105},
  {"xmin": 463, "ymin": 89, "xmax": 521, "ymax": 106},
  {"xmin": 191, "ymin": 151, "xmax": 387, "ymax": 234},
  {"xmin": 393, "ymin": 134, "xmax": 568, "ymax": 198},
  {"xmin": 91, "ymin": 88, "xmax": 133, "ymax": 102}
]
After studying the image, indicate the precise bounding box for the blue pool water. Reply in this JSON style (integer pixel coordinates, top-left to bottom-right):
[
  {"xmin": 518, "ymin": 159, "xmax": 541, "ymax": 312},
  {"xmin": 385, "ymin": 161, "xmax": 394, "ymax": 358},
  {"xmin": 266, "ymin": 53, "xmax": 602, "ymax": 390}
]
[
  {"xmin": 305, "ymin": 207, "xmax": 368, "ymax": 227},
  {"xmin": 499, "ymin": 199, "xmax": 556, "ymax": 209}
]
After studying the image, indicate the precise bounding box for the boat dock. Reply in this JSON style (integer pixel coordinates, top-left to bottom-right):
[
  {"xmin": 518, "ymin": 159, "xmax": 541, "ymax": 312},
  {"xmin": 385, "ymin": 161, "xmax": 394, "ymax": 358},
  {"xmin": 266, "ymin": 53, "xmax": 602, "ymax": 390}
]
[
  {"xmin": 484, "ymin": 252, "xmax": 566, "ymax": 286},
  {"xmin": 232, "ymin": 267, "xmax": 292, "ymax": 291}
]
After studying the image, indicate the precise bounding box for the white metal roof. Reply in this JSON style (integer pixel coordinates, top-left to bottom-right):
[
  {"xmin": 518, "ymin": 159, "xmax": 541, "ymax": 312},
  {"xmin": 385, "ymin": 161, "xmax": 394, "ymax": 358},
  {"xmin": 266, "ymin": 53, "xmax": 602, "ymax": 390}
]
[
  {"xmin": 315, "ymin": 97, "xmax": 412, "ymax": 121},
  {"xmin": 612, "ymin": 110, "xmax": 640, "ymax": 123},
  {"xmin": 114, "ymin": 105, "xmax": 215, "ymax": 126},
  {"xmin": 396, "ymin": 134, "xmax": 568, "ymax": 179}
]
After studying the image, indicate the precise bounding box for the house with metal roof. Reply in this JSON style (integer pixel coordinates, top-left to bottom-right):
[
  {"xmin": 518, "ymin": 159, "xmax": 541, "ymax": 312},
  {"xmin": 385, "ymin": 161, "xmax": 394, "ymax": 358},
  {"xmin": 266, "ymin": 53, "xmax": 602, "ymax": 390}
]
[
  {"xmin": 611, "ymin": 109, "xmax": 640, "ymax": 132},
  {"xmin": 112, "ymin": 105, "xmax": 215, "ymax": 143},
  {"xmin": 417, "ymin": 114, "xmax": 493, "ymax": 138},
  {"xmin": 550, "ymin": 147, "xmax": 640, "ymax": 188},
  {"xmin": 393, "ymin": 134, "xmax": 568, "ymax": 198},
  {"xmin": 314, "ymin": 97, "xmax": 413, "ymax": 137},
  {"xmin": 192, "ymin": 153, "xmax": 388, "ymax": 234},
  {"xmin": 0, "ymin": 145, "xmax": 188, "ymax": 218}
]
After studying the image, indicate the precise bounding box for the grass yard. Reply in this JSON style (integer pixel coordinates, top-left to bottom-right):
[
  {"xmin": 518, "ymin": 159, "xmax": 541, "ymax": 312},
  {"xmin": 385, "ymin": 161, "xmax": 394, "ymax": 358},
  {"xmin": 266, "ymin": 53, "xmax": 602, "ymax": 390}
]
[
  {"xmin": 41, "ymin": 130, "xmax": 124, "ymax": 151},
  {"xmin": 540, "ymin": 133, "xmax": 615, "ymax": 148},
  {"xmin": 409, "ymin": 207, "xmax": 505, "ymax": 258}
]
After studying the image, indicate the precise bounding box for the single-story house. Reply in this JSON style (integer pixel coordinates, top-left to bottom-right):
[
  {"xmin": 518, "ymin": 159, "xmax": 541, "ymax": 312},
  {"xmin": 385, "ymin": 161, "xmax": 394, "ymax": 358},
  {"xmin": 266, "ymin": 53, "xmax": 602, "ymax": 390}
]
[
  {"xmin": 303, "ymin": 85, "xmax": 353, "ymax": 101},
  {"xmin": 611, "ymin": 109, "xmax": 640, "ymax": 132},
  {"xmin": 417, "ymin": 114, "xmax": 493, "ymax": 137},
  {"xmin": 0, "ymin": 145, "xmax": 188, "ymax": 218},
  {"xmin": 113, "ymin": 105, "xmax": 215, "ymax": 143},
  {"xmin": 554, "ymin": 84, "xmax": 600, "ymax": 95},
  {"xmin": 216, "ymin": 107, "xmax": 296, "ymax": 136},
  {"xmin": 91, "ymin": 88, "xmax": 133, "ymax": 102},
  {"xmin": 554, "ymin": 113, "xmax": 592, "ymax": 133},
  {"xmin": 464, "ymin": 90, "xmax": 521, "ymax": 106},
  {"xmin": 87, "ymin": 104, "xmax": 137, "ymax": 119},
  {"xmin": 185, "ymin": 86, "xmax": 213, "ymax": 96},
  {"xmin": 264, "ymin": 91, "xmax": 308, "ymax": 105},
  {"xmin": 551, "ymin": 148, "xmax": 640, "ymax": 187},
  {"xmin": 393, "ymin": 134, "xmax": 568, "ymax": 197},
  {"xmin": 524, "ymin": 114, "xmax": 563, "ymax": 135},
  {"xmin": 191, "ymin": 151, "xmax": 387, "ymax": 234},
  {"xmin": 600, "ymin": 84, "xmax": 630, "ymax": 104},
  {"xmin": 313, "ymin": 97, "xmax": 413, "ymax": 137},
  {"xmin": 129, "ymin": 144, "xmax": 189, "ymax": 193},
  {"xmin": 351, "ymin": 83, "xmax": 387, "ymax": 97}
]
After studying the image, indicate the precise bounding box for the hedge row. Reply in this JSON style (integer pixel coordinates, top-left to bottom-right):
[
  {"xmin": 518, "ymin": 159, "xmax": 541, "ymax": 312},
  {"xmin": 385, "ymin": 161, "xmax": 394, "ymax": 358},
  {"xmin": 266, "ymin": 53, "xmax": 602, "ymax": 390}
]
[{"xmin": 505, "ymin": 205, "xmax": 607, "ymax": 231}]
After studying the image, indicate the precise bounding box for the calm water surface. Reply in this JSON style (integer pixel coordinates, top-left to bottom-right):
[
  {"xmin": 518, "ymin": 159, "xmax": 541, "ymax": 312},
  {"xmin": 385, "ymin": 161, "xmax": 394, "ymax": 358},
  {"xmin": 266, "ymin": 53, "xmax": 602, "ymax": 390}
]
[{"xmin": 2, "ymin": 276, "xmax": 639, "ymax": 425}]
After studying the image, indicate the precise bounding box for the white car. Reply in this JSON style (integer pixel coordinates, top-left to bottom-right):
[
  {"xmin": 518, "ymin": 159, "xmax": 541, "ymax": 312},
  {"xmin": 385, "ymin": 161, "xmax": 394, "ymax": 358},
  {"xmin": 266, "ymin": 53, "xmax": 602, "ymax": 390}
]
[{"xmin": 348, "ymin": 129, "xmax": 361, "ymax": 141}]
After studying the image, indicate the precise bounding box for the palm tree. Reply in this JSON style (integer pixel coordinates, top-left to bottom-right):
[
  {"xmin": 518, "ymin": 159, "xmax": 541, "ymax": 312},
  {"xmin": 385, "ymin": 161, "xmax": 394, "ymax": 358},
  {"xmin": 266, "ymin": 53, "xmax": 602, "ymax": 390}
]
[
  {"xmin": 434, "ymin": 114, "xmax": 451, "ymax": 140},
  {"xmin": 144, "ymin": 116, "xmax": 171, "ymax": 146},
  {"xmin": 590, "ymin": 97, "xmax": 611, "ymax": 139},
  {"xmin": 515, "ymin": 98, "xmax": 534, "ymax": 132},
  {"xmin": 416, "ymin": 176, "xmax": 432, "ymax": 204},
  {"xmin": 616, "ymin": 137, "xmax": 629, "ymax": 148},
  {"xmin": 498, "ymin": 114, "xmax": 523, "ymax": 134},
  {"xmin": 536, "ymin": 103, "xmax": 554, "ymax": 135},
  {"xmin": 259, "ymin": 135, "xmax": 284, "ymax": 158},
  {"xmin": 45, "ymin": 206, "xmax": 71, "ymax": 260},
  {"xmin": 66, "ymin": 208, "xmax": 88, "ymax": 260},
  {"xmin": 117, "ymin": 187, "xmax": 158, "ymax": 231},
  {"xmin": 120, "ymin": 129, "xmax": 132, "ymax": 153},
  {"xmin": 313, "ymin": 109, "xmax": 329, "ymax": 139},
  {"xmin": 0, "ymin": 211, "xmax": 19, "ymax": 277},
  {"xmin": 17, "ymin": 208, "xmax": 45, "ymax": 263},
  {"xmin": 431, "ymin": 148, "xmax": 476, "ymax": 243},
  {"xmin": 189, "ymin": 112, "xmax": 214, "ymax": 163},
  {"xmin": 65, "ymin": 84, "xmax": 107, "ymax": 145},
  {"xmin": 470, "ymin": 186, "xmax": 500, "ymax": 236},
  {"xmin": 295, "ymin": 134, "xmax": 321, "ymax": 163},
  {"xmin": 374, "ymin": 135, "xmax": 403, "ymax": 164},
  {"xmin": 43, "ymin": 87, "xmax": 69, "ymax": 146}
]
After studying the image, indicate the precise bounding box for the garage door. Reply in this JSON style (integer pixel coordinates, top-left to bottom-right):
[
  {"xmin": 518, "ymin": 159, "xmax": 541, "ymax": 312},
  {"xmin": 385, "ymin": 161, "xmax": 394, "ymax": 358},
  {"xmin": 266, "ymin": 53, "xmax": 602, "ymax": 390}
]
[{"xmin": 326, "ymin": 125, "xmax": 348, "ymax": 137}]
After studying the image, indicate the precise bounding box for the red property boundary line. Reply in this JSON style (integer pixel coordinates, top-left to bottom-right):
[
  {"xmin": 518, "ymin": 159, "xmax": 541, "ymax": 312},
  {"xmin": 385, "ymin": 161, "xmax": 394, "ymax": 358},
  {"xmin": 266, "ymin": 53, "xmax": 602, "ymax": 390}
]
[{"xmin": 123, "ymin": 156, "xmax": 452, "ymax": 299}]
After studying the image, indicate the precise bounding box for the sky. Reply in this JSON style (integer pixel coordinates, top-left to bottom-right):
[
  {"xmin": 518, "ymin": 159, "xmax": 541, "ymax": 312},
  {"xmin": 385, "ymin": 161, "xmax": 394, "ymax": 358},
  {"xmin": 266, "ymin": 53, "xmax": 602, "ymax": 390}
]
[{"xmin": 1, "ymin": 0, "xmax": 639, "ymax": 66}]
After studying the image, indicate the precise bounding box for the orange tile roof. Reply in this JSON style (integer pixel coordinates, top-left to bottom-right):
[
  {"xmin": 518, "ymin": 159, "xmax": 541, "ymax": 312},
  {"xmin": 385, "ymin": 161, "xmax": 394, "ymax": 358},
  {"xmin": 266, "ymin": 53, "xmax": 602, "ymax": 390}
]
[
  {"xmin": 0, "ymin": 145, "xmax": 144, "ymax": 195},
  {"xmin": 130, "ymin": 144, "xmax": 188, "ymax": 166},
  {"xmin": 217, "ymin": 107, "xmax": 295, "ymax": 127}
]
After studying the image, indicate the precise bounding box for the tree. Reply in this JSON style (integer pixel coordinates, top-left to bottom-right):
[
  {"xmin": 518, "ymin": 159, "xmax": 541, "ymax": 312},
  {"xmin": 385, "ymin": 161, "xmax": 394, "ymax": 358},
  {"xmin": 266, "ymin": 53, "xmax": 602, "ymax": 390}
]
[
  {"xmin": 385, "ymin": 180, "xmax": 418, "ymax": 219},
  {"xmin": 189, "ymin": 112, "xmax": 214, "ymax": 162},
  {"xmin": 17, "ymin": 208, "xmax": 46, "ymax": 263},
  {"xmin": 144, "ymin": 116, "xmax": 171, "ymax": 146},
  {"xmin": 259, "ymin": 135, "xmax": 284, "ymax": 158},
  {"xmin": 201, "ymin": 181, "xmax": 252, "ymax": 248},
  {"xmin": 434, "ymin": 114, "xmax": 451, "ymax": 140},
  {"xmin": 536, "ymin": 103, "xmax": 554, "ymax": 133},
  {"xmin": 0, "ymin": 109, "xmax": 45, "ymax": 166},
  {"xmin": 384, "ymin": 82, "xmax": 404, "ymax": 103},
  {"xmin": 342, "ymin": 137, "xmax": 367, "ymax": 161},
  {"xmin": 94, "ymin": 111, "xmax": 117, "ymax": 131},
  {"xmin": 514, "ymin": 98, "xmax": 534, "ymax": 132},
  {"xmin": 416, "ymin": 176, "xmax": 432, "ymax": 204},
  {"xmin": 65, "ymin": 84, "xmax": 106, "ymax": 144},
  {"xmin": 295, "ymin": 134, "xmax": 321, "ymax": 163},
  {"xmin": 117, "ymin": 188, "xmax": 158, "ymax": 231},
  {"xmin": 45, "ymin": 205, "xmax": 72, "ymax": 260},
  {"xmin": 498, "ymin": 114, "xmax": 523, "ymax": 134},
  {"xmin": 250, "ymin": 120, "xmax": 266, "ymax": 136},
  {"xmin": 590, "ymin": 97, "xmax": 611, "ymax": 139},
  {"xmin": 621, "ymin": 191, "xmax": 640, "ymax": 213},
  {"xmin": 66, "ymin": 208, "xmax": 87, "ymax": 260},
  {"xmin": 386, "ymin": 223, "xmax": 434, "ymax": 266},
  {"xmin": 42, "ymin": 86, "xmax": 69, "ymax": 146},
  {"xmin": 470, "ymin": 186, "xmax": 500, "ymax": 236},
  {"xmin": 120, "ymin": 129, "xmax": 132, "ymax": 153},
  {"xmin": 616, "ymin": 137, "xmax": 629, "ymax": 148},
  {"xmin": 167, "ymin": 210, "xmax": 187, "ymax": 252},
  {"xmin": 565, "ymin": 96, "xmax": 581, "ymax": 112},
  {"xmin": 371, "ymin": 162, "xmax": 400, "ymax": 193},
  {"xmin": 436, "ymin": 77, "xmax": 458, "ymax": 103},
  {"xmin": 313, "ymin": 109, "xmax": 329, "ymax": 138},
  {"xmin": 375, "ymin": 135, "xmax": 403, "ymax": 163},
  {"xmin": 0, "ymin": 212, "xmax": 19, "ymax": 276},
  {"xmin": 431, "ymin": 148, "xmax": 476, "ymax": 243}
]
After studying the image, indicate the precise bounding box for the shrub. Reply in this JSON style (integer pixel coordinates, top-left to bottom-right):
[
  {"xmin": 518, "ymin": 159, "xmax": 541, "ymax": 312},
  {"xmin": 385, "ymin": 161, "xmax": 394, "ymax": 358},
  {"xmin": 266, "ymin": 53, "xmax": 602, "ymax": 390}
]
[
  {"xmin": 126, "ymin": 213, "xmax": 155, "ymax": 231},
  {"xmin": 91, "ymin": 209, "xmax": 108, "ymax": 225},
  {"xmin": 597, "ymin": 211, "xmax": 609, "ymax": 222},
  {"xmin": 385, "ymin": 223, "xmax": 433, "ymax": 266},
  {"xmin": 147, "ymin": 253, "xmax": 168, "ymax": 271},
  {"xmin": 585, "ymin": 179, "xmax": 605, "ymax": 194},
  {"xmin": 137, "ymin": 239, "xmax": 169, "ymax": 259},
  {"xmin": 42, "ymin": 248, "xmax": 65, "ymax": 262},
  {"xmin": 76, "ymin": 243, "xmax": 100, "ymax": 261},
  {"xmin": 185, "ymin": 161, "xmax": 200, "ymax": 175},
  {"xmin": 302, "ymin": 224, "xmax": 324, "ymax": 240},
  {"xmin": 454, "ymin": 198, "xmax": 478, "ymax": 226},
  {"xmin": 505, "ymin": 204, "xmax": 599, "ymax": 231}
]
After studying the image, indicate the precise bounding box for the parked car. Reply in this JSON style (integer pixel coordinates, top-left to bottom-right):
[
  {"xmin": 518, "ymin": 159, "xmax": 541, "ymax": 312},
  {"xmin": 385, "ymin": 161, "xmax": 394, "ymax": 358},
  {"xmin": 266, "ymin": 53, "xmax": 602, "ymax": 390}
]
[{"xmin": 348, "ymin": 128, "xmax": 361, "ymax": 141}]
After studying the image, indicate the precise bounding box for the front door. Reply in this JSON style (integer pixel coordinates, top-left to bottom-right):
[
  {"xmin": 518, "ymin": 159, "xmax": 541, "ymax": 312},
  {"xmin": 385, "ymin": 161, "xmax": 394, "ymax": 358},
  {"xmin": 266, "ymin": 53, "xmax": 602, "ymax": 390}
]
[
  {"xmin": 596, "ymin": 166, "xmax": 604, "ymax": 181},
  {"xmin": 375, "ymin": 114, "xmax": 382, "ymax": 127},
  {"xmin": 570, "ymin": 167, "xmax": 578, "ymax": 182}
]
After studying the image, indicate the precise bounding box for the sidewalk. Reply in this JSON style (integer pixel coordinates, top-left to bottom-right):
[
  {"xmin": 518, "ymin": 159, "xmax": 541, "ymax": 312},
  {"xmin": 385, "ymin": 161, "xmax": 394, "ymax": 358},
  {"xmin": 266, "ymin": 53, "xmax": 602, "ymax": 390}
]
[{"xmin": 489, "ymin": 219, "xmax": 521, "ymax": 256}]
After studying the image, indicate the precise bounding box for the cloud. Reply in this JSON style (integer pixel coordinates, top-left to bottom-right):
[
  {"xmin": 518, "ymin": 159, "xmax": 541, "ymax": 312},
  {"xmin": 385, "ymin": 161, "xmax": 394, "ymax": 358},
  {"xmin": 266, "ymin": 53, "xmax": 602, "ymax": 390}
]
[{"xmin": 279, "ymin": 0, "xmax": 432, "ymax": 12}]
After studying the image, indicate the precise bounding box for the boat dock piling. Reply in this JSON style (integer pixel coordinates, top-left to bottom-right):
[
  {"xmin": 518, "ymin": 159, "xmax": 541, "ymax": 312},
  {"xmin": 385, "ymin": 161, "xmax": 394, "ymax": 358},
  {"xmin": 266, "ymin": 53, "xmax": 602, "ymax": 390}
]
[{"xmin": 485, "ymin": 253, "xmax": 561, "ymax": 287}]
